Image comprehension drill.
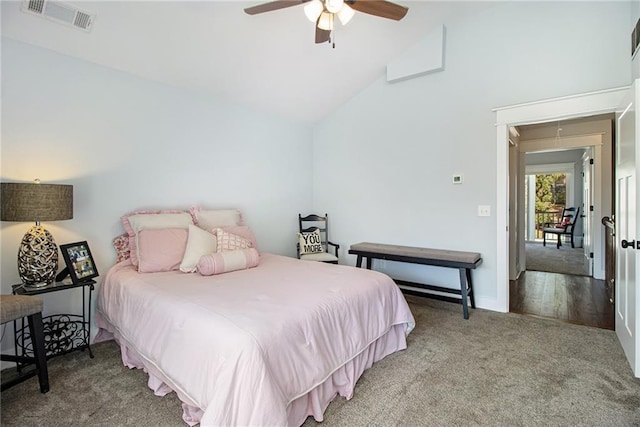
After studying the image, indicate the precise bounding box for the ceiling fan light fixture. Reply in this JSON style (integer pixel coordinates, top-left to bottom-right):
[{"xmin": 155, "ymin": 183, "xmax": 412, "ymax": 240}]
[
  {"xmin": 317, "ymin": 11, "xmax": 334, "ymax": 31},
  {"xmin": 304, "ymin": 0, "xmax": 323, "ymax": 22},
  {"xmin": 325, "ymin": 0, "xmax": 344, "ymax": 14},
  {"xmin": 337, "ymin": 3, "xmax": 354, "ymax": 25}
]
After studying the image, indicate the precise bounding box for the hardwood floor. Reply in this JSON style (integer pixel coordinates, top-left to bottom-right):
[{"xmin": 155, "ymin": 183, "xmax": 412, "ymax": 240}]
[{"xmin": 510, "ymin": 270, "xmax": 614, "ymax": 330}]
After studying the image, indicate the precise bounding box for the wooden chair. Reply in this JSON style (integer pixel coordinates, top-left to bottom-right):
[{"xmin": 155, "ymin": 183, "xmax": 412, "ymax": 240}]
[
  {"xmin": 1, "ymin": 295, "xmax": 49, "ymax": 393},
  {"xmin": 297, "ymin": 213, "xmax": 340, "ymax": 264},
  {"xmin": 542, "ymin": 207, "xmax": 580, "ymax": 249}
]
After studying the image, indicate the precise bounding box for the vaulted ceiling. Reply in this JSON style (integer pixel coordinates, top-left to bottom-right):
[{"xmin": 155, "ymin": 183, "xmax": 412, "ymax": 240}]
[{"xmin": 2, "ymin": 1, "xmax": 495, "ymax": 123}]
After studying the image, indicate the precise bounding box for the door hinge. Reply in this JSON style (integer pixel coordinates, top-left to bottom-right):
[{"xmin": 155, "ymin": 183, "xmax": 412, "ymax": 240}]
[
  {"xmin": 590, "ymin": 158, "xmax": 594, "ymax": 165},
  {"xmin": 590, "ymin": 252, "xmax": 594, "ymax": 258},
  {"xmin": 590, "ymin": 205, "xmax": 594, "ymax": 212}
]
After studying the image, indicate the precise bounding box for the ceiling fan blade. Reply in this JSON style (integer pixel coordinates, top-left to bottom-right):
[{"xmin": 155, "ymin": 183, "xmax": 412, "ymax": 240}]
[
  {"xmin": 315, "ymin": 25, "xmax": 331, "ymax": 44},
  {"xmin": 348, "ymin": 1, "xmax": 408, "ymax": 21},
  {"xmin": 244, "ymin": 0, "xmax": 307, "ymax": 15}
]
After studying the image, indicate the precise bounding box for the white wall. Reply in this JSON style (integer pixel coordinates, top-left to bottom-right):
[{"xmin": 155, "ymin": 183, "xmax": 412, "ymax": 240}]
[
  {"xmin": 0, "ymin": 38, "xmax": 313, "ymax": 352},
  {"xmin": 312, "ymin": 1, "xmax": 631, "ymax": 310}
]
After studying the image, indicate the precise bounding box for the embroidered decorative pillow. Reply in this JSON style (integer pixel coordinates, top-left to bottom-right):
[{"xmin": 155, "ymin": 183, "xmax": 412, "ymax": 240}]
[
  {"xmin": 197, "ymin": 248, "xmax": 260, "ymax": 276},
  {"xmin": 121, "ymin": 210, "xmax": 193, "ymax": 268},
  {"xmin": 213, "ymin": 228, "xmax": 253, "ymax": 252},
  {"xmin": 220, "ymin": 225, "xmax": 259, "ymax": 253},
  {"xmin": 180, "ymin": 224, "xmax": 218, "ymax": 273},
  {"xmin": 190, "ymin": 207, "xmax": 243, "ymax": 231},
  {"xmin": 298, "ymin": 229, "xmax": 324, "ymax": 255},
  {"xmin": 137, "ymin": 228, "xmax": 189, "ymax": 273},
  {"xmin": 112, "ymin": 233, "xmax": 130, "ymax": 263}
]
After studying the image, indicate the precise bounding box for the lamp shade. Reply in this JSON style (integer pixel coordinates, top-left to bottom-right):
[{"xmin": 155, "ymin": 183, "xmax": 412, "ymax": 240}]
[{"xmin": 1, "ymin": 182, "xmax": 73, "ymax": 222}]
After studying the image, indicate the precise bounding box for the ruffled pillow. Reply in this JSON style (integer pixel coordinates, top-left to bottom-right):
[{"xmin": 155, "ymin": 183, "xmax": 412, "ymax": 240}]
[
  {"xmin": 121, "ymin": 210, "xmax": 192, "ymax": 268},
  {"xmin": 197, "ymin": 248, "xmax": 259, "ymax": 276},
  {"xmin": 190, "ymin": 207, "xmax": 243, "ymax": 230}
]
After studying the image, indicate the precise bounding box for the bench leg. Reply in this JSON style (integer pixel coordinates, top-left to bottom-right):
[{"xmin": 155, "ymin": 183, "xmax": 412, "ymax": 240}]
[
  {"xmin": 466, "ymin": 268, "xmax": 476, "ymax": 309},
  {"xmin": 543, "ymin": 232, "xmax": 546, "ymax": 247},
  {"xmin": 557, "ymin": 234, "xmax": 561, "ymax": 249},
  {"xmin": 366, "ymin": 257, "xmax": 372, "ymax": 270},
  {"xmin": 27, "ymin": 312, "xmax": 49, "ymax": 393},
  {"xmin": 355, "ymin": 255, "xmax": 363, "ymax": 268},
  {"xmin": 459, "ymin": 268, "xmax": 470, "ymax": 320}
]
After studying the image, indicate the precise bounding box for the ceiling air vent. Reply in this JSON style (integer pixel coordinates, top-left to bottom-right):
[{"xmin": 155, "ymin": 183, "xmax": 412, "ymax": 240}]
[{"xmin": 21, "ymin": 0, "xmax": 95, "ymax": 32}]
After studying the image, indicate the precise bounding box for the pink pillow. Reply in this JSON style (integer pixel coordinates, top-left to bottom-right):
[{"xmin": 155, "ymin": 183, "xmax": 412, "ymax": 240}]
[
  {"xmin": 213, "ymin": 228, "xmax": 253, "ymax": 252},
  {"xmin": 197, "ymin": 248, "xmax": 260, "ymax": 276},
  {"xmin": 121, "ymin": 209, "xmax": 192, "ymax": 267},
  {"xmin": 220, "ymin": 225, "xmax": 259, "ymax": 253},
  {"xmin": 137, "ymin": 228, "xmax": 188, "ymax": 273}
]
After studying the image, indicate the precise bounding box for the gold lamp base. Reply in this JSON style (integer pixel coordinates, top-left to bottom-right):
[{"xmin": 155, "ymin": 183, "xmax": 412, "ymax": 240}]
[{"xmin": 18, "ymin": 225, "xmax": 59, "ymax": 287}]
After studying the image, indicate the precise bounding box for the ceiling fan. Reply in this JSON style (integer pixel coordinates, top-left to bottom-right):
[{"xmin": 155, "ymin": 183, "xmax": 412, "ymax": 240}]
[{"xmin": 244, "ymin": 0, "xmax": 409, "ymax": 44}]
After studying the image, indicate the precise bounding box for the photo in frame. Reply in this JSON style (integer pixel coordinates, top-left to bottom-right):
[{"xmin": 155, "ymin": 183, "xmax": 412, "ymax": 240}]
[{"xmin": 60, "ymin": 241, "xmax": 99, "ymax": 284}]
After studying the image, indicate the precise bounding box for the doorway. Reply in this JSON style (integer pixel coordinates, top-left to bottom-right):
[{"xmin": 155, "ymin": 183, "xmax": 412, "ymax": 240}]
[
  {"xmin": 494, "ymin": 88, "xmax": 627, "ymax": 320},
  {"xmin": 508, "ymin": 118, "xmax": 612, "ymax": 328},
  {"xmin": 494, "ymin": 85, "xmax": 638, "ymax": 374}
]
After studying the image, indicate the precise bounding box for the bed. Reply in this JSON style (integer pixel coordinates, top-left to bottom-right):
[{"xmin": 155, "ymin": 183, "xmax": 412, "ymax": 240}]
[{"xmin": 95, "ymin": 208, "xmax": 415, "ymax": 426}]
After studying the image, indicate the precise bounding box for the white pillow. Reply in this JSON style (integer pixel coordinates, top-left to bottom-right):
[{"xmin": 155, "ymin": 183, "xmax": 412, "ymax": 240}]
[
  {"xmin": 180, "ymin": 224, "xmax": 217, "ymax": 273},
  {"xmin": 298, "ymin": 229, "xmax": 324, "ymax": 255}
]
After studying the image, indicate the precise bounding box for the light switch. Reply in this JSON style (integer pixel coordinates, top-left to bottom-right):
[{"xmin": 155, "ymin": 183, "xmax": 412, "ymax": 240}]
[{"xmin": 478, "ymin": 205, "xmax": 491, "ymax": 217}]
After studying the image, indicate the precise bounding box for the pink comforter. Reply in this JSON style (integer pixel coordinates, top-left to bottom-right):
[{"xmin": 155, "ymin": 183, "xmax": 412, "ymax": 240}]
[{"xmin": 96, "ymin": 253, "xmax": 415, "ymax": 426}]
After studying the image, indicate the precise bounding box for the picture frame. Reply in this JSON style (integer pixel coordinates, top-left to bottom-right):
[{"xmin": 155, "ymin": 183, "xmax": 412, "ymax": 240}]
[{"xmin": 59, "ymin": 241, "xmax": 99, "ymax": 284}]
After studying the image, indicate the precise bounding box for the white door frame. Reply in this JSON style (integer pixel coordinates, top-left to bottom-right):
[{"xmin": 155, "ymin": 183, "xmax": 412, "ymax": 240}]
[{"xmin": 494, "ymin": 86, "xmax": 629, "ymax": 313}]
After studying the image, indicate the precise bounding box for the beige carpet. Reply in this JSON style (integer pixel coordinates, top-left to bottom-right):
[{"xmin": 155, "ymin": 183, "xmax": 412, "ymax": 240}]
[
  {"xmin": 2, "ymin": 296, "xmax": 639, "ymax": 426},
  {"xmin": 526, "ymin": 242, "xmax": 589, "ymax": 276}
]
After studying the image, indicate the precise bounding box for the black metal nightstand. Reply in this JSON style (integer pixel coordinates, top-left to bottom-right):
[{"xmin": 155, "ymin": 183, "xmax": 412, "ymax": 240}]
[{"xmin": 11, "ymin": 279, "xmax": 95, "ymax": 369}]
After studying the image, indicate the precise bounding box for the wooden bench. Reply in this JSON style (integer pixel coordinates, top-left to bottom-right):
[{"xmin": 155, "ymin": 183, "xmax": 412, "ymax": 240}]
[{"xmin": 348, "ymin": 242, "xmax": 483, "ymax": 319}]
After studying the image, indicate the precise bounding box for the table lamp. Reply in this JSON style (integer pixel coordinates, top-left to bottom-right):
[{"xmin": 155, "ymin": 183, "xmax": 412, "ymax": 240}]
[{"xmin": 1, "ymin": 180, "xmax": 73, "ymax": 287}]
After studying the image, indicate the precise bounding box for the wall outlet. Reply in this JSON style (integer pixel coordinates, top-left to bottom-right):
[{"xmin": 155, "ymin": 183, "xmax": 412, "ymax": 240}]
[{"xmin": 478, "ymin": 205, "xmax": 491, "ymax": 217}]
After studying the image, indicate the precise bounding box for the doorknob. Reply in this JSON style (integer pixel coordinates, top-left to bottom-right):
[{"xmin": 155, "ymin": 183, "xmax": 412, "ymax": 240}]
[{"xmin": 621, "ymin": 239, "xmax": 637, "ymax": 249}]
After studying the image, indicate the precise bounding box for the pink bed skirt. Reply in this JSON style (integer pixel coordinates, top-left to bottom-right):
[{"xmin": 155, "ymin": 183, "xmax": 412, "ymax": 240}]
[{"xmin": 95, "ymin": 313, "xmax": 408, "ymax": 426}]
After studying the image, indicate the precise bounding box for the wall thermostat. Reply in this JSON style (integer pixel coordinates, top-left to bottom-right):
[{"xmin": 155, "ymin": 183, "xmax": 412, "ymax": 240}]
[{"xmin": 452, "ymin": 174, "xmax": 463, "ymax": 184}]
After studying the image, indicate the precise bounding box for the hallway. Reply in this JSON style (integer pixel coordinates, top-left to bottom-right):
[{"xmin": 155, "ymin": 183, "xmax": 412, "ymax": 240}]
[{"xmin": 510, "ymin": 270, "xmax": 614, "ymax": 330}]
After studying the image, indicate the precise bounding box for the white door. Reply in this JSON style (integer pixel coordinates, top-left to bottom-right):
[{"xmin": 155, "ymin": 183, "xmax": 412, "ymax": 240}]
[
  {"xmin": 615, "ymin": 80, "xmax": 639, "ymax": 377},
  {"xmin": 582, "ymin": 151, "xmax": 594, "ymax": 275}
]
